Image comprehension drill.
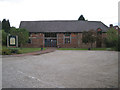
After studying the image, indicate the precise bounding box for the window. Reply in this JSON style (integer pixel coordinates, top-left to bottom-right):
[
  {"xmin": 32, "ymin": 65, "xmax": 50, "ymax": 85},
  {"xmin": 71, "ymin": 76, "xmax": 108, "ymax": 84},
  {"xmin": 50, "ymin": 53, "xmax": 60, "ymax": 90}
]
[
  {"xmin": 35, "ymin": 32, "xmax": 38, "ymax": 34},
  {"xmin": 65, "ymin": 34, "xmax": 70, "ymax": 37},
  {"xmin": 45, "ymin": 33, "xmax": 57, "ymax": 37},
  {"xmin": 28, "ymin": 39, "xmax": 32, "ymax": 44},
  {"xmin": 64, "ymin": 33, "xmax": 71, "ymax": 44},
  {"xmin": 65, "ymin": 38, "xmax": 70, "ymax": 43},
  {"xmin": 97, "ymin": 28, "xmax": 102, "ymax": 35}
]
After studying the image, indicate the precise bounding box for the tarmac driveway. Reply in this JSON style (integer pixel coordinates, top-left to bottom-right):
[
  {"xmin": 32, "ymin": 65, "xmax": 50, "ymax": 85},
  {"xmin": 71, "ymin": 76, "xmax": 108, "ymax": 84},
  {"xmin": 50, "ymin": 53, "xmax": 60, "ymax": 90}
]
[{"xmin": 2, "ymin": 50, "xmax": 118, "ymax": 88}]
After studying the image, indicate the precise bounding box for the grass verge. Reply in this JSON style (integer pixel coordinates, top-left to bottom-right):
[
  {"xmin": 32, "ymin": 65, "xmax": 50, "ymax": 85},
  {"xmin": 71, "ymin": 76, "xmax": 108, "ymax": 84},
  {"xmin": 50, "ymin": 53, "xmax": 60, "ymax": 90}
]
[
  {"xmin": 2, "ymin": 46, "xmax": 46, "ymax": 55},
  {"xmin": 19, "ymin": 48, "xmax": 46, "ymax": 53},
  {"xmin": 58, "ymin": 48, "xmax": 110, "ymax": 51}
]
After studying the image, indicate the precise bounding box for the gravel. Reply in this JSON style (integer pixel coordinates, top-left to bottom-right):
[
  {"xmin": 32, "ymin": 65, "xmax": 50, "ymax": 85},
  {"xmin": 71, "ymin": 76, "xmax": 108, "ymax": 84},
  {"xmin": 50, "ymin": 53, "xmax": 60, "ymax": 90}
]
[{"xmin": 2, "ymin": 50, "xmax": 118, "ymax": 88}]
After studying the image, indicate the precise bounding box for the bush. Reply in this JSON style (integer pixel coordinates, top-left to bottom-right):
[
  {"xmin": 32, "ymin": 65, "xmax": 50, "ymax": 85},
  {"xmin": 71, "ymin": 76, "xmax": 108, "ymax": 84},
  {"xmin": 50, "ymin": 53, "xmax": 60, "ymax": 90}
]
[
  {"xmin": 2, "ymin": 48, "xmax": 22, "ymax": 55},
  {"xmin": 9, "ymin": 48, "xmax": 22, "ymax": 54},
  {"xmin": 104, "ymin": 38, "xmax": 117, "ymax": 48},
  {"xmin": 2, "ymin": 48, "xmax": 11, "ymax": 55},
  {"xmin": 104, "ymin": 28, "xmax": 119, "ymax": 51},
  {"xmin": 9, "ymin": 48, "xmax": 19, "ymax": 53},
  {"xmin": 16, "ymin": 49, "xmax": 22, "ymax": 54}
]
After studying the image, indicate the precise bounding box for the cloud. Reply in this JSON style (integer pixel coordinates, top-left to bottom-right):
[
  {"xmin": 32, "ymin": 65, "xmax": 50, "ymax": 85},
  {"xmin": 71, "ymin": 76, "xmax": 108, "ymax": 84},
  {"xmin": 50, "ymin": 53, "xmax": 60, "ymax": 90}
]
[{"xmin": 0, "ymin": 0, "xmax": 119, "ymax": 27}]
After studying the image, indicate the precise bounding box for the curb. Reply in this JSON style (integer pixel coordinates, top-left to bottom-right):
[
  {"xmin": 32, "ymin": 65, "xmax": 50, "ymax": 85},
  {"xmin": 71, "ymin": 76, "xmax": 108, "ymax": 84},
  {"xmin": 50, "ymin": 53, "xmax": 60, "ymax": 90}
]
[{"xmin": 2, "ymin": 48, "xmax": 56, "ymax": 57}]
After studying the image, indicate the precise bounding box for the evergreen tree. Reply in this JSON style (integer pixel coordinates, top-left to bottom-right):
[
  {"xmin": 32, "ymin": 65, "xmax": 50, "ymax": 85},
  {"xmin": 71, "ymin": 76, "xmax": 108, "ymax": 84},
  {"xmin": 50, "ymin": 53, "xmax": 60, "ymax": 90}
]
[
  {"xmin": 2, "ymin": 19, "xmax": 10, "ymax": 33},
  {"xmin": 2, "ymin": 19, "xmax": 6, "ymax": 30},
  {"xmin": 78, "ymin": 15, "xmax": 85, "ymax": 21},
  {"xmin": 6, "ymin": 20, "xmax": 10, "ymax": 32},
  {"xmin": 2, "ymin": 30, "xmax": 7, "ymax": 45}
]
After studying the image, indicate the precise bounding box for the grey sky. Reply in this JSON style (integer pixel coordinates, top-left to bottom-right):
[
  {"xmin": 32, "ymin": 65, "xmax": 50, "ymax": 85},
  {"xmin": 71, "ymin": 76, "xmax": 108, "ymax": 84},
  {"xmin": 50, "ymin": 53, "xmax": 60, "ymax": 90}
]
[{"xmin": 0, "ymin": 0, "xmax": 119, "ymax": 28}]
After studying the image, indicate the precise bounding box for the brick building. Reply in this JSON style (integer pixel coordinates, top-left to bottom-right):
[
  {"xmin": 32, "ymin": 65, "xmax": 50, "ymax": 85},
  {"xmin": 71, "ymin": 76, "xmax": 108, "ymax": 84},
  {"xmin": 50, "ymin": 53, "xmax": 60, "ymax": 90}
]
[{"xmin": 19, "ymin": 20, "xmax": 108, "ymax": 48}]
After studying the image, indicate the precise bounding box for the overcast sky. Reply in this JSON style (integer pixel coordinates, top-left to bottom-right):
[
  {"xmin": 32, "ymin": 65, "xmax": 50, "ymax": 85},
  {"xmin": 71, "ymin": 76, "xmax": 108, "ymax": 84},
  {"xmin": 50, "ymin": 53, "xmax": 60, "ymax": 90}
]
[{"xmin": 0, "ymin": 0, "xmax": 119, "ymax": 28}]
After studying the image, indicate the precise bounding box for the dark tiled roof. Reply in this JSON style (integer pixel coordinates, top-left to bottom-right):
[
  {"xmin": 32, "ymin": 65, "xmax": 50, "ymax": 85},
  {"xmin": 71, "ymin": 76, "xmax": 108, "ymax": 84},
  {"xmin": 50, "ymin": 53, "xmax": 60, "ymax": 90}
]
[{"xmin": 19, "ymin": 20, "xmax": 108, "ymax": 32}]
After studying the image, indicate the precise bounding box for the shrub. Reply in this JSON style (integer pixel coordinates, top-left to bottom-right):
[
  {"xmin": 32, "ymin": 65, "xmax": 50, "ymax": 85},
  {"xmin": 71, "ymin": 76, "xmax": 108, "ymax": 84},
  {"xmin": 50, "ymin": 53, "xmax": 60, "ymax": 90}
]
[
  {"xmin": 2, "ymin": 48, "xmax": 11, "ymax": 55},
  {"xmin": 2, "ymin": 48, "xmax": 22, "ymax": 55},
  {"xmin": 104, "ymin": 28, "xmax": 120, "ymax": 51},
  {"xmin": 16, "ymin": 49, "xmax": 22, "ymax": 54},
  {"xmin": 9, "ymin": 48, "xmax": 22, "ymax": 54},
  {"xmin": 10, "ymin": 48, "xmax": 19, "ymax": 53}
]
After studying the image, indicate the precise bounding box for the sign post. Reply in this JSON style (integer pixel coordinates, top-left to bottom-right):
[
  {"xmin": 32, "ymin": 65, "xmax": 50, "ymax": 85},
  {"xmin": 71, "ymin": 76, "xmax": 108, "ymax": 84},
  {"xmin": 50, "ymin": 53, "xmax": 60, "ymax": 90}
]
[{"xmin": 7, "ymin": 34, "xmax": 18, "ymax": 48}]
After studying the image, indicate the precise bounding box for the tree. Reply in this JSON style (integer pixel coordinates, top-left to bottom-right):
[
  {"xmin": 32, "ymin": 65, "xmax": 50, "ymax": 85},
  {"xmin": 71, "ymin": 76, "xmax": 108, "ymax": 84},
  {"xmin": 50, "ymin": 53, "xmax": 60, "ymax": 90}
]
[
  {"xmin": 78, "ymin": 15, "xmax": 85, "ymax": 21},
  {"xmin": 82, "ymin": 31, "xmax": 88, "ymax": 44},
  {"xmin": 88, "ymin": 30, "xmax": 97, "ymax": 48},
  {"xmin": 104, "ymin": 28, "xmax": 118, "ymax": 48},
  {"xmin": 10, "ymin": 27, "xmax": 29, "ymax": 47},
  {"xmin": 82, "ymin": 30, "xmax": 97, "ymax": 48},
  {"xmin": 2, "ymin": 30, "xmax": 7, "ymax": 45},
  {"xmin": 96, "ymin": 28, "xmax": 103, "ymax": 47},
  {"xmin": 104, "ymin": 27, "xmax": 120, "ymax": 51},
  {"xmin": 2, "ymin": 19, "xmax": 10, "ymax": 33},
  {"xmin": 6, "ymin": 20, "xmax": 10, "ymax": 32},
  {"xmin": 2, "ymin": 19, "xmax": 6, "ymax": 30}
]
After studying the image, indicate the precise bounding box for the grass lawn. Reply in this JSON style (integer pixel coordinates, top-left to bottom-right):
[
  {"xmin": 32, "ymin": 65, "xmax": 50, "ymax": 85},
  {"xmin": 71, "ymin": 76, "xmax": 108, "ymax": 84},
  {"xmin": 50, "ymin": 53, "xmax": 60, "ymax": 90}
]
[
  {"xmin": 2, "ymin": 46, "xmax": 46, "ymax": 54},
  {"xmin": 58, "ymin": 48, "xmax": 110, "ymax": 51},
  {"xmin": 19, "ymin": 48, "xmax": 46, "ymax": 53}
]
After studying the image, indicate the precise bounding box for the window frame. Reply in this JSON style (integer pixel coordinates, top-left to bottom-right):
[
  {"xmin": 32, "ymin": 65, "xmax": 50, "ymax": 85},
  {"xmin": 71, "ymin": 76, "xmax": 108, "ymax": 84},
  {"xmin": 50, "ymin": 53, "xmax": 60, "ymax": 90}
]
[{"xmin": 64, "ymin": 33, "xmax": 71, "ymax": 44}]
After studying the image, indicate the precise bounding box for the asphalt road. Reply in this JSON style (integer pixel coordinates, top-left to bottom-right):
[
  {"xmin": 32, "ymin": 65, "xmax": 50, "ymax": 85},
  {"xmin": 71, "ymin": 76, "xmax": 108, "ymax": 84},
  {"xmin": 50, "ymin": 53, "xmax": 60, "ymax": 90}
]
[{"xmin": 2, "ymin": 50, "xmax": 118, "ymax": 88}]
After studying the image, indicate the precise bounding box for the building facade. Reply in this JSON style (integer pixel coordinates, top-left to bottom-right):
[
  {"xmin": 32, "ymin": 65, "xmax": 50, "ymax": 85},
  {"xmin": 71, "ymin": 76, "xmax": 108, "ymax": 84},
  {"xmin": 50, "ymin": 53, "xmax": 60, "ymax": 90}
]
[{"xmin": 19, "ymin": 20, "xmax": 108, "ymax": 48}]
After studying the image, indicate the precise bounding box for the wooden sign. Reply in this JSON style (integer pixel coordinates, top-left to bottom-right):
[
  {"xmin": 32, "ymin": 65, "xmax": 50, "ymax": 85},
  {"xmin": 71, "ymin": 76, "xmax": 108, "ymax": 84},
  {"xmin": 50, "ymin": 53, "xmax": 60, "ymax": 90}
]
[{"xmin": 7, "ymin": 35, "xmax": 18, "ymax": 47}]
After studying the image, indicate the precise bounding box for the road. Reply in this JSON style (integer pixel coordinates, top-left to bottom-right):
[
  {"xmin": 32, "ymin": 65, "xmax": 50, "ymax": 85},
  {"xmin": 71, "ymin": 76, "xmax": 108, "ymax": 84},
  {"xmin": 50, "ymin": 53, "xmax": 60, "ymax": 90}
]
[{"xmin": 2, "ymin": 50, "xmax": 118, "ymax": 88}]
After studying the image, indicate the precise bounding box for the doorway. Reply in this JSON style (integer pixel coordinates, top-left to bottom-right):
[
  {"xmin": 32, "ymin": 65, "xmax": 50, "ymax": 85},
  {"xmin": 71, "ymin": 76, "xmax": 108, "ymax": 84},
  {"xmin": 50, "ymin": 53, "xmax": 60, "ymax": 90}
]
[{"xmin": 45, "ymin": 39, "xmax": 57, "ymax": 47}]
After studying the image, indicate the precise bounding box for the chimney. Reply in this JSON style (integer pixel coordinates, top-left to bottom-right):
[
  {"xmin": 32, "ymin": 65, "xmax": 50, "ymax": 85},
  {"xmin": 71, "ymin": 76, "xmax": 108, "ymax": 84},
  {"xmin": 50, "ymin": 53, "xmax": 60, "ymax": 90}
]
[{"xmin": 109, "ymin": 24, "xmax": 113, "ymax": 28}]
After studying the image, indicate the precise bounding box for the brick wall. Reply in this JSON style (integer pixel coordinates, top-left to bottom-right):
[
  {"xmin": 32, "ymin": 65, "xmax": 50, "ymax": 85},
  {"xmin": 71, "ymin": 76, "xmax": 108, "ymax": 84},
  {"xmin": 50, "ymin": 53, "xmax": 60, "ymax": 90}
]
[
  {"xmin": 57, "ymin": 33, "xmax": 64, "ymax": 47},
  {"xmin": 23, "ymin": 32, "xmax": 107, "ymax": 48},
  {"xmin": 77, "ymin": 33, "xmax": 96, "ymax": 48},
  {"xmin": 57, "ymin": 33, "xmax": 78, "ymax": 48},
  {"xmin": 24, "ymin": 33, "xmax": 44, "ymax": 48}
]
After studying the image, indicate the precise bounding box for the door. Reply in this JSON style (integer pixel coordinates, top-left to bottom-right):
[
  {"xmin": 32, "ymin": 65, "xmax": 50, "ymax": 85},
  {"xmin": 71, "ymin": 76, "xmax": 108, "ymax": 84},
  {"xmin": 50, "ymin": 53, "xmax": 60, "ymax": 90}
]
[{"xmin": 45, "ymin": 39, "xmax": 57, "ymax": 47}]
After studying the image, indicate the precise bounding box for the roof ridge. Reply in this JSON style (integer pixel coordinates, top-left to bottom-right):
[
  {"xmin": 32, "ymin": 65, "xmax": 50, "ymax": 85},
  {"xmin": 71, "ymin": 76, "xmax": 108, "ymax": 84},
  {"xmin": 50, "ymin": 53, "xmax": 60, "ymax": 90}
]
[
  {"xmin": 20, "ymin": 20, "xmax": 108, "ymax": 32},
  {"xmin": 21, "ymin": 20, "xmax": 102, "ymax": 23}
]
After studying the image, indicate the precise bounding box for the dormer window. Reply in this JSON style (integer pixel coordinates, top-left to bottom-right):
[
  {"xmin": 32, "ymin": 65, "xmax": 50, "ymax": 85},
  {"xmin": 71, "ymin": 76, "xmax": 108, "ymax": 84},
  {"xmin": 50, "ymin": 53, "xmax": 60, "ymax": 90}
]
[{"xmin": 97, "ymin": 28, "xmax": 102, "ymax": 35}]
